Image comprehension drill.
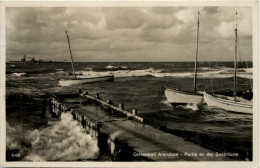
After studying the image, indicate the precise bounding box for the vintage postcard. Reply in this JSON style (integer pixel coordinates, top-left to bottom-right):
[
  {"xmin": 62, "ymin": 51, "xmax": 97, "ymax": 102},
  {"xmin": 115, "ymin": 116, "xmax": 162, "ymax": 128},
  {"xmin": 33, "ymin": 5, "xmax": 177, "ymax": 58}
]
[{"xmin": 0, "ymin": 1, "xmax": 259, "ymax": 167}]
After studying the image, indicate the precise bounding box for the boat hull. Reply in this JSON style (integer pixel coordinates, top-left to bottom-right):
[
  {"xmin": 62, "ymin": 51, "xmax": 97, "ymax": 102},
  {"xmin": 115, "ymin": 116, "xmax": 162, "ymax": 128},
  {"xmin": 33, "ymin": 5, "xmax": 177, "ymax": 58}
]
[
  {"xmin": 59, "ymin": 75, "xmax": 114, "ymax": 86},
  {"xmin": 164, "ymin": 88, "xmax": 203, "ymax": 105},
  {"xmin": 203, "ymin": 92, "xmax": 252, "ymax": 114}
]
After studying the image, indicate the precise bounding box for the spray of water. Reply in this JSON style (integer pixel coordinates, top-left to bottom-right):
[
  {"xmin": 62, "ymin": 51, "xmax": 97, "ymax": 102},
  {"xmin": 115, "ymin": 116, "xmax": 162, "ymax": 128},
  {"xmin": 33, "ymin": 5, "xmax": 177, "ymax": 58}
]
[
  {"xmin": 183, "ymin": 104, "xmax": 199, "ymax": 111},
  {"xmin": 6, "ymin": 122, "xmax": 22, "ymax": 150},
  {"xmin": 11, "ymin": 72, "xmax": 26, "ymax": 76},
  {"xmin": 110, "ymin": 130, "xmax": 123, "ymax": 139},
  {"xmin": 6, "ymin": 113, "xmax": 99, "ymax": 161}
]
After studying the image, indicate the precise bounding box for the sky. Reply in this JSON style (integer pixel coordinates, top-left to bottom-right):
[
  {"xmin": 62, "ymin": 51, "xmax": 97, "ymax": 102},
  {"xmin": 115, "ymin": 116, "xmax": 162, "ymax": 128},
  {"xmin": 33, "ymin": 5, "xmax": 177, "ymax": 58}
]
[{"xmin": 6, "ymin": 6, "xmax": 252, "ymax": 62}]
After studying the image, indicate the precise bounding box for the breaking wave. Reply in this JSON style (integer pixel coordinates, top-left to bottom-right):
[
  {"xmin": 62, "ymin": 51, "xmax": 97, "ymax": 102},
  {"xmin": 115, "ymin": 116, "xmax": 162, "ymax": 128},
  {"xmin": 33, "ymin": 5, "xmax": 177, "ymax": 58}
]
[
  {"xmin": 6, "ymin": 122, "xmax": 21, "ymax": 150},
  {"xmin": 105, "ymin": 65, "xmax": 128, "ymax": 71},
  {"xmin": 160, "ymin": 100, "xmax": 199, "ymax": 111},
  {"xmin": 183, "ymin": 104, "xmax": 199, "ymax": 111},
  {"xmin": 84, "ymin": 67, "xmax": 93, "ymax": 70},
  {"xmin": 78, "ymin": 67, "xmax": 252, "ymax": 79},
  {"xmin": 11, "ymin": 72, "xmax": 26, "ymax": 76},
  {"xmin": 159, "ymin": 99, "xmax": 173, "ymax": 107},
  {"xmin": 6, "ymin": 113, "xmax": 99, "ymax": 161},
  {"xmin": 54, "ymin": 71, "xmax": 83, "ymax": 76}
]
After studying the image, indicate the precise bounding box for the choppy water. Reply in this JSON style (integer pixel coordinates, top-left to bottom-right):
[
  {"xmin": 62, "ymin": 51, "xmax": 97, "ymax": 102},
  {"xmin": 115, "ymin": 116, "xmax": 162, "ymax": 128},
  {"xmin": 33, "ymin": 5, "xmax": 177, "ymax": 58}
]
[{"xmin": 5, "ymin": 62, "xmax": 253, "ymax": 161}]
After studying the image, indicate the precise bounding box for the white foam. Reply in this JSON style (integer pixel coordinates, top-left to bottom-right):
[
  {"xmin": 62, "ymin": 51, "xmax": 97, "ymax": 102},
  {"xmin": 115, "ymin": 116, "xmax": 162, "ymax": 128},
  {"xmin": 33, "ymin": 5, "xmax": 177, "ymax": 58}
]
[
  {"xmin": 84, "ymin": 67, "xmax": 93, "ymax": 70},
  {"xmin": 183, "ymin": 104, "xmax": 199, "ymax": 111},
  {"xmin": 55, "ymin": 71, "xmax": 68, "ymax": 75},
  {"xmin": 160, "ymin": 99, "xmax": 172, "ymax": 107},
  {"xmin": 11, "ymin": 72, "xmax": 26, "ymax": 76},
  {"xmin": 79, "ymin": 67, "xmax": 252, "ymax": 79},
  {"xmin": 6, "ymin": 123, "xmax": 21, "ymax": 150},
  {"xmin": 110, "ymin": 130, "xmax": 123, "ymax": 139},
  {"xmin": 25, "ymin": 113, "xmax": 99, "ymax": 161},
  {"xmin": 106, "ymin": 65, "xmax": 115, "ymax": 69},
  {"xmin": 6, "ymin": 113, "xmax": 99, "ymax": 161},
  {"xmin": 105, "ymin": 65, "xmax": 128, "ymax": 70}
]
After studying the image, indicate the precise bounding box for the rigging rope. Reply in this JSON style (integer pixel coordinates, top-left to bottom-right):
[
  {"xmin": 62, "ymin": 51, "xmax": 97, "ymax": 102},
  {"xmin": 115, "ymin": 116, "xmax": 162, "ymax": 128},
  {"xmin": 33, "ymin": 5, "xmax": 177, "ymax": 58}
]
[
  {"xmin": 207, "ymin": 62, "xmax": 214, "ymax": 93},
  {"xmin": 237, "ymin": 36, "xmax": 253, "ymax": 90}
]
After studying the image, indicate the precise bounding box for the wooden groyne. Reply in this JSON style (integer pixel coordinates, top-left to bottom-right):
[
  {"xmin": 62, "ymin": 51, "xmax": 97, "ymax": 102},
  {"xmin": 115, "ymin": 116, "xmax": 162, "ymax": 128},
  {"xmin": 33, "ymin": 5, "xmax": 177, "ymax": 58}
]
[
  {"xmin": 43, "ymin": 89, "xmax": 234, "ymax": 161},
  {"xmin": 78, "ymin": 89, "xmax": 144, "ymax": 123}
]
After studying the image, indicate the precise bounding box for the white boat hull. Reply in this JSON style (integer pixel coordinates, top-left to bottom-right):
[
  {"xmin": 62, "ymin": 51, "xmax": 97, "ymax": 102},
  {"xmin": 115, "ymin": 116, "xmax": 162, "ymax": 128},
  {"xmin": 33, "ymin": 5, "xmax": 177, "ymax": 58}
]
[
  {"xmin": 203, "ymin": 92, "xmax": 252, "ymax": 114},
  {"xmin": 164, "ymin": 88, "xmax": 203, "ymax": 105},
  {"xmin": 59, "ymin": 75, "xmax": 114, "ymax": 86}
]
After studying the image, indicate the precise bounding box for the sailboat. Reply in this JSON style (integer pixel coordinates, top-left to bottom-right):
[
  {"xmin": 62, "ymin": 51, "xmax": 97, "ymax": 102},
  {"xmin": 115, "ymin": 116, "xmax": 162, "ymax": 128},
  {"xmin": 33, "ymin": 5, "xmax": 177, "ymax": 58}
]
[
  {"xmin": 164, "ymin": 11, "xmax": 203, "ymax": 105},
  {"xmin": 59, "ymin": 31, "xmax": 114, "ymax": 86},
  {"xmin": 203, "ymin": 12, "xmax": 253, "ymax": 114}
]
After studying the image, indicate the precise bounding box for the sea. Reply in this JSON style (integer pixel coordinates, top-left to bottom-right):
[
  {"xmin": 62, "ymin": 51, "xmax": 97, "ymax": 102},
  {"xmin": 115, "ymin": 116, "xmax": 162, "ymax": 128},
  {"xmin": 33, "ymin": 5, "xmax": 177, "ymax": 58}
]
[{"xmin": 5, "ymin": 61, "xmax": 253, "ymax": 161}]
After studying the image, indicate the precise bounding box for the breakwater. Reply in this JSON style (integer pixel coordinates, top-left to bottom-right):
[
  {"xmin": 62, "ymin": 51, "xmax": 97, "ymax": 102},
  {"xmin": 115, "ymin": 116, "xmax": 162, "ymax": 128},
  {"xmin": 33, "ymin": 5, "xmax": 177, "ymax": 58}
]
[{"xmin": 43, "ymin": 89, "xmax": 233, "ymax": 161}]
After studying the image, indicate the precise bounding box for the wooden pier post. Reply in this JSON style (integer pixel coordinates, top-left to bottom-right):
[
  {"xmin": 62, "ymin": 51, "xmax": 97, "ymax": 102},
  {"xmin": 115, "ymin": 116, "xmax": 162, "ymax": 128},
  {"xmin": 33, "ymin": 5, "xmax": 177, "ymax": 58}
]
[
  {"xmin": 96, "ymin": 93, "xmax": 100, "ymax": 99},
  {"xmin": 81, "ymin": 116, "xmax": 86, "ymax": 129},
  {"xmin": 89, "ymin": 125, "xmax": 93, "ymax": 137},
  {"xmin": 119, "ymin": 103, "xmax": 124, "ymax": 110},
  {"xmin": 78, "ymin": 89, "xmax": 82, "ymax": 94},
  {"xmin": 52, "ymin": 99, "xmax": 55, "ymax": 114},
  {"xmin": 74, "ymin": 112, "xmax": 77, "ymax": 120},
  {"xmin": 132, "ymin": 109, "xmax": 137, "ymax": 116},
  {"xmin": 76, "ymin": 112, "xmax": 80, "ymax": 121},
  {"xmin": 71, "ymin": 109, "xmax": 76, "ymax": 120},
  {"xmin": 87, "ymin": 121, "xmax": 90, "ymax": 132},
  {"xmin": 41, "ymin": 98, "xmax": 47, "ymax": 118},
  {"xmin": 48, "ymin": 98, "xmax": 53, "ymax": 114},
  {"xmin": 58, "ymin": 104, "xmax": 62, "ymax": 117},
  {"xmin": 110, "ymin": 137, "xmax": 118, "ymax": 160},
  {"xmin": 62, "ymin": 105, "xmax": 66, "ymax": 112},
  {"xmin": 52, "ymin": 99, "xmax": 59, "ymax": 118},
  {"xmin": 96, "ymin": 123, "xmax": 102, "ymax": 137}
]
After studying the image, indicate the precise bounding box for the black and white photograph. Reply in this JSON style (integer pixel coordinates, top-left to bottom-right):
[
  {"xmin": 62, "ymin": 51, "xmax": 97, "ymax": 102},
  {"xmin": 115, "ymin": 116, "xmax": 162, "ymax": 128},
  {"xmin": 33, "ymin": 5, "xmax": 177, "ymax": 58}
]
[{"xmin": 0, "ymin": 1, "xmax": 259, "ymax": 167}]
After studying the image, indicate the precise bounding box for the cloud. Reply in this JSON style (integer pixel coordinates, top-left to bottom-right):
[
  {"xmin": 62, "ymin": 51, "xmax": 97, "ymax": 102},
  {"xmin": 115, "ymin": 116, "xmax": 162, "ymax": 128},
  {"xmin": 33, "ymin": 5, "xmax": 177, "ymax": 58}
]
[
  {"xmin": 152, "ymin": 7, "xmax": 180, "ymax": 15},
  {"xmin": 215, "ymin": 21, "xmax": 235, "ymax": 38},
  {"xmin": 103, "ymin": 7, "xmax": 145, "ymax": 30},
  {"xmin": 203, "ymin": 7, "xmax": 219, "ymax": 14},
  {"xmin": 6, "ymin": 6, "xmax": 252, "ymax": 62},
  {"xmin": 176, "ymin": 8, "xmax": 198, "ymax": 24}
]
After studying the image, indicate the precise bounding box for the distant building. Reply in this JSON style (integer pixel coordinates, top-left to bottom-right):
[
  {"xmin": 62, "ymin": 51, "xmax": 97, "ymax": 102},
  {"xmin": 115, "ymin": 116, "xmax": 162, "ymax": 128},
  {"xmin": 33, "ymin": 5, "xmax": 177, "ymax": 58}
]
[{"xmin": 21, "ymin": 55, "xmax": 26, "ymax": 62}]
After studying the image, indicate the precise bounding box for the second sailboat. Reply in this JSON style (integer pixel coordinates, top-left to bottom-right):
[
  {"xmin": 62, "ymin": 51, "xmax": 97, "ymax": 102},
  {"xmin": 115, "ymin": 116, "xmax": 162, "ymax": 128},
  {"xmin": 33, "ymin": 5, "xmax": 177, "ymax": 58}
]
[{"xmin": 164, "ymin": 11, "xmax": 203, "ymax": 105}]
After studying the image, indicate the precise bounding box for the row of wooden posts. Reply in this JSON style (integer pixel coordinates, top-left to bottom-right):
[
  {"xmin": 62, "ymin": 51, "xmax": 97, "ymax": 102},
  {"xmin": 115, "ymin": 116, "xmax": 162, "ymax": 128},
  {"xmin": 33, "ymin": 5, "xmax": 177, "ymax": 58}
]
[
  {"xmin": 44, "ymin": 90, "xmax": 145, "ymax": 140},
  {"xmin": 78, "ymin": 89, "xmax": 144, "ymax": 124}
]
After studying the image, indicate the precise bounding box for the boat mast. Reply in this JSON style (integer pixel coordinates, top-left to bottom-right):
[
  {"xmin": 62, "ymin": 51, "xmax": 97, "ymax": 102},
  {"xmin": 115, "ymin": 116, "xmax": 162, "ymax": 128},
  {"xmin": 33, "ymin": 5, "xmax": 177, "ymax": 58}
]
[
  {"xmin": 65, "ymin": 30, "xmax": 76, "ymax": 78},
  {"xmin": 234, "ymin": 12, "xmax": 238, "ymax": 101},
  {"xmin": 193, "ymin": 11, "xmax": 200, "ymax": 94}
]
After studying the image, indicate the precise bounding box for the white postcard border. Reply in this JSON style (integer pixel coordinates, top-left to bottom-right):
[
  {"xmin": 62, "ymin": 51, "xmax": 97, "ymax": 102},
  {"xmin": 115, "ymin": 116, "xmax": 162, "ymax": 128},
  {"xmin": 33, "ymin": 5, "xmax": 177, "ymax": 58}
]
[{"xmin": 0, "ymin": 1, "xmax": 259, "ymax": 168}]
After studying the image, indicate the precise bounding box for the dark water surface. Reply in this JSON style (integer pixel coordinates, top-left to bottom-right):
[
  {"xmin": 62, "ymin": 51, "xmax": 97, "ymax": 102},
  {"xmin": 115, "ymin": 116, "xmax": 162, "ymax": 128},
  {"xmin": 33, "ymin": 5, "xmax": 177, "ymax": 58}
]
[{"xmin": 6, "ymin": 62, "xmax": 253, "ymax": 161}]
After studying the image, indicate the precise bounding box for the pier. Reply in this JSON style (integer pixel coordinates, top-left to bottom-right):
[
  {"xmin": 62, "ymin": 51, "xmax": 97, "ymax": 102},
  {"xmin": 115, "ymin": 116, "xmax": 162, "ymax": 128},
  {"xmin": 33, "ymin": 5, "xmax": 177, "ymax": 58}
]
[{"xmin": 44, "ymin": 89, "xmax": 233, "ymax": 161}]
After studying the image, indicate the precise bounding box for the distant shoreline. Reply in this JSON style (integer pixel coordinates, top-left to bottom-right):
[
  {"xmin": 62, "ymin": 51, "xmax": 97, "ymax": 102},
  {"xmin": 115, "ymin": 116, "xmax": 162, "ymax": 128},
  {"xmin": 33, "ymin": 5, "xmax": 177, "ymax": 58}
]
[{"xmin": 6, "ymin": 61, "xmax": 253, "ymax": 63}]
